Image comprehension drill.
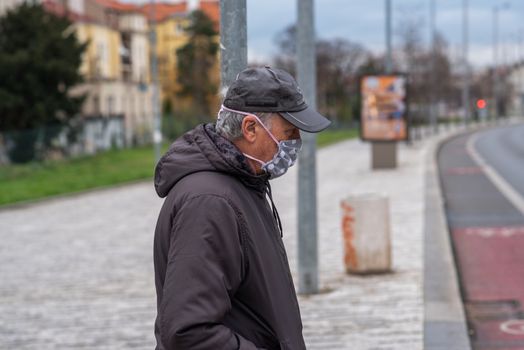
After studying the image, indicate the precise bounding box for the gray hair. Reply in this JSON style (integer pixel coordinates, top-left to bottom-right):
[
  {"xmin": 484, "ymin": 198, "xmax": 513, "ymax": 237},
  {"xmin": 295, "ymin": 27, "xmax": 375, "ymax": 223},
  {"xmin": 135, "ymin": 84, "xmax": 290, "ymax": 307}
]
[{"xmin": 216, "ymin": 109, "xmax": 273, "ymax": 141}]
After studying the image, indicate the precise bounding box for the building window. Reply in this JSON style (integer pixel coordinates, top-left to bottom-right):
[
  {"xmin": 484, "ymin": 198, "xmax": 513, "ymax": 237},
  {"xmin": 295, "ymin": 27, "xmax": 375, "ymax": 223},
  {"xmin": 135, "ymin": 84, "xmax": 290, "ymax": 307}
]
[
  {"xmin": 175, "ymin": 22, "xmax": 184, "ymax": 35},
  {"xmin": 93, "ymin": 95, "xmax": 100, "ymax": 115},
  {"xmin": 107, "ymin": 95, "xmax": 115, "ymax": 115}
]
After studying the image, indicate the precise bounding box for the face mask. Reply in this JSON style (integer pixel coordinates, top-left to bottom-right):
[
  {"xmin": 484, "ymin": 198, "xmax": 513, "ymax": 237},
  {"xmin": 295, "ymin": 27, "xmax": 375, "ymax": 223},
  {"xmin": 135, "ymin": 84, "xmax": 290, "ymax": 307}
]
[{"xmin": 219, "ymin": 105, "xmax": 302, "ymax": 179}]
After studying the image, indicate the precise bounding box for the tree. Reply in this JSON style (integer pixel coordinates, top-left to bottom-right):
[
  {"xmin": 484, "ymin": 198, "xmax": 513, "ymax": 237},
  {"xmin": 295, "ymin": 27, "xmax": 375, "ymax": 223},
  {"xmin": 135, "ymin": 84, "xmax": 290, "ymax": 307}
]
[
  {"xmin": 316, "ymin": 38, "xmax": 368, "ymax": 123},
  {"xmin": 0, "ymin": 3, "xmax": 87, "ymax": 163},
  {"xmin": 395, "ymin": 16, "xmax": 428, "ymax": 117},
  {"xmin": 273, "ymin": 24, "xmax": 369, "ymax": 124},
  {"xmin": 273, "ymin": 24, "xmax": 296, "ymax": 76},
  {"xmin": 396, "ymin": 16, "xmax": 456, "ymax": 123},
  {"xmin": 176, "ymin": 10, "xmax": 219, "ymax": 118}
]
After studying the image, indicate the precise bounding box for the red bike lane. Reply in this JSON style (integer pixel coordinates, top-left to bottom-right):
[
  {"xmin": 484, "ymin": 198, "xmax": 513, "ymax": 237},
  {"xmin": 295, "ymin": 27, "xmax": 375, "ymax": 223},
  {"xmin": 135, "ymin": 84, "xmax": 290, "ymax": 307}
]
[{"xmin": 438, "ymin": 127, "xmax": 524, "ymax": 349}]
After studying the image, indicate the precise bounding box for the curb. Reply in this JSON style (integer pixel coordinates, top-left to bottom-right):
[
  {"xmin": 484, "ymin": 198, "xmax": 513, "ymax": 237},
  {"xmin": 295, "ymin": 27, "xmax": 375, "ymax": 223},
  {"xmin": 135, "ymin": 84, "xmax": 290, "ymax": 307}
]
[
  {"xmin": 423, "ymin": 116, "xmax": 523, "ymax": 349},
  {"xmin": 423, "ymin": 126, "xmax": 471, "ymax": 350}
]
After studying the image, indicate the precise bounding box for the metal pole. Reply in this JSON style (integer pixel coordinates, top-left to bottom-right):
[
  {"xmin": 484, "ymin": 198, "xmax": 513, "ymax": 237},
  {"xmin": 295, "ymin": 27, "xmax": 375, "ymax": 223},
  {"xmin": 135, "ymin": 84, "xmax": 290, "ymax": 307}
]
[
  {"xmin": 462, "ymin": 0, "xmax": 470, "ymax": 126},
  {"xmin": 150, "ymin": 0, "xmax": 162, "ymax": 162},
  {"xmin": 493, "ymin": 3, "xmax": 510, "ymax": 120},
  {"xmin": 385, "ymin": 0, "xmax": 392, "ymax": 73},
  {"xmin": 519, "ymin": 31, "xmax": 524, "ymax": 116},
  {"xmin": 370, "ymin": 0, "xmax": 397, "ymax": 169},
  {"xmin": 219, "ymin": 0, "xmax": 247, "ymax": 90},
  {"xmin": 297, "ymin": 0, "xmax": 318, "ymax": 295},
  {"xmin": 493, "ymin": 6, "xmax": 499, "ymax": 120},
  {"xmin": 429, "ymin": 0, "xmax": 437, "ymax": 133}
]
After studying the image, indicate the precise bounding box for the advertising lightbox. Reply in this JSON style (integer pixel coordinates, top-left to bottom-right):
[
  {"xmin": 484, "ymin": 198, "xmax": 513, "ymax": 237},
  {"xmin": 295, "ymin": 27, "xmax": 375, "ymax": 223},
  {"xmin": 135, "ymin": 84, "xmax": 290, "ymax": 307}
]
[{"xmin": 360, "ymin": 75, "xmax": 408, "ymax": 142}]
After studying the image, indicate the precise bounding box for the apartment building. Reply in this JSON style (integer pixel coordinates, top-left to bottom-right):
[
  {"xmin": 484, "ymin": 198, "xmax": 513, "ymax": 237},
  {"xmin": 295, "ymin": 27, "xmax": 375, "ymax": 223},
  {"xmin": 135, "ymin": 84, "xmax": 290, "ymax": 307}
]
[
  {"xmin": 2, "ymin": 0, "xmax": 219, "ymax": 147},
  {"xmin": 73, "ymin": 0, "xmax": 153, "ymax": 146},
  {"xmin": 140, "ymin": 0, "xmax": 220, "ymax": 114}
]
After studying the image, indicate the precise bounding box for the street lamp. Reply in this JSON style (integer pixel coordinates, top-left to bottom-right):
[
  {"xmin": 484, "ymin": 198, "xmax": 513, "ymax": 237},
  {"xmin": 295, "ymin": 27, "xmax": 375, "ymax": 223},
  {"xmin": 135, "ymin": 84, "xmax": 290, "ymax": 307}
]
[
  {"xmin": 505, "ymin": 29, "xmax": 524, "ymax": 117},
  {"xmin": 517, "ymin": 30, "xmax": 524, "ymax": 116},
  {"xmin": 149, "ymin": 0, "xmax": 162, "ymax": 162},
  {"xmin": 385, "ymin": 0, "xmax": 392, "ymax": 73},
  {"xmin": 493, "ymin": 2, "xmax": 510, "ymax": 120},
  {"xmin": 462, "ymin": 0, "xmax": 470, "ymax": 126},
  {"xmin": 429, "ymin": 0, "xmax": 437, "ymax": 133}
]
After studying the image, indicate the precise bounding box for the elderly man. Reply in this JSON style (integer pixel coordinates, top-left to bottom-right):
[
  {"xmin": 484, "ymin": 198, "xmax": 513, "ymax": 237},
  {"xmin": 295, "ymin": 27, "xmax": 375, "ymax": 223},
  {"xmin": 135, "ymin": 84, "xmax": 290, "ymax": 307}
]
[{"xmin": 153, "ymin": 67, "xmax": 330, "ymax": 350}]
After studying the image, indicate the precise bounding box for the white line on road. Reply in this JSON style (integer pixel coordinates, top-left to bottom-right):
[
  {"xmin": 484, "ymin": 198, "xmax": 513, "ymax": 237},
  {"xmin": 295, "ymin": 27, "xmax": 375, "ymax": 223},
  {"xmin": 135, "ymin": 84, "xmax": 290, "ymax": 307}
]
[
  {"xmin": 500, "ymin": 319, "xmax": 524, "ymax": 335},
  {"xmin": 466, "ymin": 132, "xmax": 524, "ymax": 216}
]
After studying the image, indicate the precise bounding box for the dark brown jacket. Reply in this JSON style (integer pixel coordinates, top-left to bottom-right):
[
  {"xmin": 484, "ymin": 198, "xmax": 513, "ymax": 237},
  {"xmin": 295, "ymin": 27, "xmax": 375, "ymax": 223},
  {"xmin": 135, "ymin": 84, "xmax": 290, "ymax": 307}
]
[{"xmin": 153, "ymin": 124, "xmax": 305, "ymax": 350}]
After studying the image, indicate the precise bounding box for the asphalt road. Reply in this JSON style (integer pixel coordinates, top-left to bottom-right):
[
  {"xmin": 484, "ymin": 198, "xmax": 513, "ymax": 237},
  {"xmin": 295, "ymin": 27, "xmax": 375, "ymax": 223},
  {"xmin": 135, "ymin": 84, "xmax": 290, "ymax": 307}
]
[{"xmin": 438, "ymin": 123, "xmax": 524, "ymax": 349}]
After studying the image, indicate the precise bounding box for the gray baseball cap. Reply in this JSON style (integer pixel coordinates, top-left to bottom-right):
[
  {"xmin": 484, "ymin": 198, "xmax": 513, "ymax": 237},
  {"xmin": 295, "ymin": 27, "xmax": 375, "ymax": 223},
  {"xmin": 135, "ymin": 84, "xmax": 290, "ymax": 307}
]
[{"xmin": 223, "ymin": 66, "xmax": 331, "ymax": 133}]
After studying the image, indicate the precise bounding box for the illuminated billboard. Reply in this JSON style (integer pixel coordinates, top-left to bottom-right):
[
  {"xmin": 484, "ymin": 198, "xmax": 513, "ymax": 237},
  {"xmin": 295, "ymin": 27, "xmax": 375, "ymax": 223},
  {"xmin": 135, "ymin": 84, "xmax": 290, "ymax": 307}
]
[{"xmin": 360, "ymin": 75, "xmax": 408, "ymax": 142}]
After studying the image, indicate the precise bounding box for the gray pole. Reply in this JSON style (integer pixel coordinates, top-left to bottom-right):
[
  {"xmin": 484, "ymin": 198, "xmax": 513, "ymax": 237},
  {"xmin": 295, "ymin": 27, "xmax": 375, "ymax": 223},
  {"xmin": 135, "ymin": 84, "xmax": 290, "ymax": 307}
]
[
  {"xmin": 519, "ymin": 31, "xmax": 524, "ymax": 116},
  {"xmin": 385, "ymin": 0, "xmax": 392, "ymax": 73},
  {"xmin": 150, "ymin": 0, "xmax": 161, "ymax": 162},
  {"xmin": 297, "ymin": 0, "xmax": 318, "ymax": 295},
  {"xmin": 220, "ymin": 0, "xmax": 247, "ymax": 90},
  {"xmin": 461, "ymin": 0, "xmax": 470, "ymax": 126},
  {"xmin": 429, "ymin": 0, "xmax": 437, "ymax": 133},
  {"xmin": 493, "ymin": 6, "xmax": 499, "ymax": 120},
  {"xmin": 371, "ymin": 0, "xmax": 397, "ymax": 169}
]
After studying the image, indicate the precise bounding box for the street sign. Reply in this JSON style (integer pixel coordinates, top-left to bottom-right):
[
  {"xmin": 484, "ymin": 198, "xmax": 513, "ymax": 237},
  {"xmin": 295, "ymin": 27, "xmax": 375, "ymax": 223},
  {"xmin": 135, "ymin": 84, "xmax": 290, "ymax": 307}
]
[{"xmin": 360, "ymin": 75, "xmax": 408, "ymax": 142}]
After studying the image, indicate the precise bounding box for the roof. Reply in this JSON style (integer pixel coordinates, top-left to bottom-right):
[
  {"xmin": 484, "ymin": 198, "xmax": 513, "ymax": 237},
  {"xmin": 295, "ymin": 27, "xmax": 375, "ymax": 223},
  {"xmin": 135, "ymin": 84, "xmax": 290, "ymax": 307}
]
[
  {"xmin": 140, "ymin": 1, "xmax": 219, "ymax": 28},
  {"xmin": 42, "ymin": 0, "xmax": 92, "ymax": 22},
  {"xmin": 198, "ymin": 0, "xmax": 219, "ymax": 31},
  {"xmin": 94, "ymin": 0, "xmax": 141, "ymax": 12},
  {"xmin": 140, "ymin": 2, "xmax": 187, "ymax": 22}
]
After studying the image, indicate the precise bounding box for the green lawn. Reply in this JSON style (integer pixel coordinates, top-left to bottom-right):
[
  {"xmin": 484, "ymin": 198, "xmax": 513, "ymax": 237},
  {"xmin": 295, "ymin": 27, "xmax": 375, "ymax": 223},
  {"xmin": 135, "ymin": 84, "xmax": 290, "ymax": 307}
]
[
  {"xmin": 0, "ymin": 128, "xmax": 358, "ymax": 206},
  {"xmin": 0, "ymin": 145, "xmax": 167, "ymax": 206},
  {"xmin": 316, "ymin": 128, "xmax": 359, "ymax": 148}
]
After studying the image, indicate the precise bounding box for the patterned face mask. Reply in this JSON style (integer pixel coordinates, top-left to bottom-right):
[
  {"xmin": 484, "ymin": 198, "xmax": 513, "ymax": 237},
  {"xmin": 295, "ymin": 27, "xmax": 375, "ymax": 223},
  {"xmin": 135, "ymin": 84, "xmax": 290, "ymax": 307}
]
[{"xmin": 219, "ymin": 105, "xmax": 302, "ymax": 179}]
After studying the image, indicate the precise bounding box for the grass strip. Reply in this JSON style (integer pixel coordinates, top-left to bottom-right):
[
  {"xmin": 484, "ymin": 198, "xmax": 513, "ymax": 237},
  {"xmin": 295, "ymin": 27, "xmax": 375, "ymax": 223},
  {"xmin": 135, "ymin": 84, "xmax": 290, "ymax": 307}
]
[{"xmin": 0, "ymin": 129, "xmax": 358, "ymax": 206}]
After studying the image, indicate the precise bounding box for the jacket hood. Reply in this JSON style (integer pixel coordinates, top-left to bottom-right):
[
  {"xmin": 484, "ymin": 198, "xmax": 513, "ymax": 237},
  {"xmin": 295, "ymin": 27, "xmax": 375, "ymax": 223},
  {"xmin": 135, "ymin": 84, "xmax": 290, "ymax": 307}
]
[{"xmin": 154, "ymin": 124, "xmax": 269, "ymax": 198}]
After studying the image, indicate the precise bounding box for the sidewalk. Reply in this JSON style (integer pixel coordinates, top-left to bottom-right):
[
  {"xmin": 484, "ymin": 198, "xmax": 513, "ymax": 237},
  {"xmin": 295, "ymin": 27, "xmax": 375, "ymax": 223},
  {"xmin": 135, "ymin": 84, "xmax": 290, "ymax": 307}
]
[
  {"xmin": 0, "ymin": 130, "xmax": 442, "ymax": 349},
  {"xmin": 274, "ymin": 138, "xmax": 427, "ymax": 349}
]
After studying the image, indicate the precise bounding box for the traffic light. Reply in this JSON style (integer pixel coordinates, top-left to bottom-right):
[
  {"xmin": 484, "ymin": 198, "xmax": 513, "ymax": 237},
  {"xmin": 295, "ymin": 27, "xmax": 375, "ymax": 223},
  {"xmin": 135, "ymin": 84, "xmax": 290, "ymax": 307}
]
[{"xmin": 476, "ymin": 99, "xmax": 487, "ymax": 109}]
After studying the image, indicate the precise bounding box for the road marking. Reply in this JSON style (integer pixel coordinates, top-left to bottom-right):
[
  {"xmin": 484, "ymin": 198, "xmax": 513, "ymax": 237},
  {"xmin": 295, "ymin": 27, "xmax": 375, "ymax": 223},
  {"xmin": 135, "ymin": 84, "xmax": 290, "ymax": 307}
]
[
  {"xmin": 500, "ymin": 320, "xmax": 524, "ymax": 335},
  {"xmin": 455, "ymin": 226, "xmax": 524, "ymax": 238},
  {"xmin": 467, "ymin": 133, "xmax": 524, "ymax": 216},
  {"xmin": 445, "ymin": 166, "xmax": 483, "ymax": 175}
]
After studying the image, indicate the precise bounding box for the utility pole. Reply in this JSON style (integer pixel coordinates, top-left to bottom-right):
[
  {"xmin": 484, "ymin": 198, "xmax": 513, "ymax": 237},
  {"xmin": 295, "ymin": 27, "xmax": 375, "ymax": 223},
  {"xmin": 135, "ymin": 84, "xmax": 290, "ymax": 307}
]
[
  {"xmin": 429, "ymin": 0, "xmax": 437, "ymax": 133},
  {"xmin": 219, "ymin": 0, "xmax": 247, "ymax": 89},
  {"xmin": 462, "ymin": 0, "xmax": 470, "ymax": 126},
  {"xmin": 493, "ymin": 5, "xmax": 500, "ymax": 120},
  {"xmin": 297, "ymin": 0, "xmax": 318, "ymax": 295},
  {"xmin": 493, "ymin": 3, "xmax": 510, "ymax": 120},
  {"xmin": 385, "ymin": 0, "xmax": 393, "ymax": 73},
  {"xmin": 370, "ymin": 0, "xmax": 397, "ymax": 169},
  {"xmin": 518, "ymin": 30, "xmax": 524, "ymax": 116},
  {"xmin": 150, "ymin": 0, "xmax": 162, "ymax": 162}
]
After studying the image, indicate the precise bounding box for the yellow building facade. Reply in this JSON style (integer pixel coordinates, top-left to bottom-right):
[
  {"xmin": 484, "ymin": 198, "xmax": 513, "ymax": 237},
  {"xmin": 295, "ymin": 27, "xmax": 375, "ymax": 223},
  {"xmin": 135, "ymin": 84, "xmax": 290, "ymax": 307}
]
[
  {"xmin": 156, "ymin": 14, "xmax": 192, "ymax": 111},
  {"xmin": 142, "ymin": 0, "xmax": 220, "ymax": 115},
  {"xmin": 71, "ymin": 0, "xmax": 154, "ymax": 147},
  {"xmin": 76, "ymin": 22, "xmax": 121, "ymax": 81}
]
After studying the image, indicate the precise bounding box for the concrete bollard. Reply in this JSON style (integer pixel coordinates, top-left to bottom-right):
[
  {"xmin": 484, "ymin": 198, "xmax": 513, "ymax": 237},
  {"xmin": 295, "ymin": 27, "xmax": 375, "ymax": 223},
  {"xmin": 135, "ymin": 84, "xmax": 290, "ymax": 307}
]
[{"xmin": 340, "ymin": 194, "xmax": 392, "ymax": 274}]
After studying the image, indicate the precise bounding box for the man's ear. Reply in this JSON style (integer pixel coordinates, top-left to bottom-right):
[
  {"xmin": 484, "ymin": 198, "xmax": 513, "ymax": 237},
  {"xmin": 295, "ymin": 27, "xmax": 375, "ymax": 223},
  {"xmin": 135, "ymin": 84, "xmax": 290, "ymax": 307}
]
[{"xmin": 241, "ymin": 115, "xmax": 258, "ymax": 143}]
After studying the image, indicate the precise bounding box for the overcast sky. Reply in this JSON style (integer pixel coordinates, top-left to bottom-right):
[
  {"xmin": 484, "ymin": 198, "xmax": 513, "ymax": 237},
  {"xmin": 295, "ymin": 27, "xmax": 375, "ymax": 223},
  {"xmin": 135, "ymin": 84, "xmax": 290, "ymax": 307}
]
[{"xmin": 122, "ymin": 0, "xmax": 524, "ymax": 68}]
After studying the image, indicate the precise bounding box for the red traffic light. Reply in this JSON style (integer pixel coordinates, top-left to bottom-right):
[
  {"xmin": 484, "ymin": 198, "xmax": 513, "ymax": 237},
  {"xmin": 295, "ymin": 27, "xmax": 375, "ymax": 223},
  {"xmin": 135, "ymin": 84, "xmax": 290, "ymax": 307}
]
[{"xmin": 476, "ymin": 99, "xmax": 487, "ymax": 109}]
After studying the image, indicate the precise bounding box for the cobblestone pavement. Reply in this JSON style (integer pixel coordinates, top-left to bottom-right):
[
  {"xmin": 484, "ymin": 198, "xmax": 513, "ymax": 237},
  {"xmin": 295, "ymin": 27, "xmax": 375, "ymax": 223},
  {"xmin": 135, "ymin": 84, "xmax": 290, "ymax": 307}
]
[
  {"xmin": 0, "ymin": 137, "xmax": 427, "ymax": 349},
  {"xmin": 275, "ymin": 139, "xmax": 425, "ymax": 349}
]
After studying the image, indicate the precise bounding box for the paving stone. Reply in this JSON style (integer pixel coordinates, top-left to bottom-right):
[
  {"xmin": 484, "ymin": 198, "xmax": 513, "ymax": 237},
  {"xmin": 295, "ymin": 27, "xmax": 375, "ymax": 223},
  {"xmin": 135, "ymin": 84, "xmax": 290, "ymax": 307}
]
[{"xmin": 0, "ymin": 138, "xmax": 428, "ymax": 349}]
